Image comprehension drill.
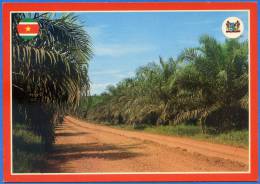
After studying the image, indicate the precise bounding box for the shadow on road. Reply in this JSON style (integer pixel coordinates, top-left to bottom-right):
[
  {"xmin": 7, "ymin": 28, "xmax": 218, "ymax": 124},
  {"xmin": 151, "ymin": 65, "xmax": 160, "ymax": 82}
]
[
  {"xmin": 55, "ymin": 132, "xmax": 88, "ymax": 137},
  {"xmin": 42, "ymin": 142, "xmax": 143, "ymax": 173}
]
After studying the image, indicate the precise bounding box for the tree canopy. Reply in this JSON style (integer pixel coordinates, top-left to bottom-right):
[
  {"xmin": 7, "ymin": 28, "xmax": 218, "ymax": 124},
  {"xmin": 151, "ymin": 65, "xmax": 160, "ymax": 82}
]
[
  {"xmin": 12, "ymin": 13, "xmax": 92, "ymax": 149},
  {"xmin": 83, "ymin": 35, "xmax": 248, "ymax": 133}
]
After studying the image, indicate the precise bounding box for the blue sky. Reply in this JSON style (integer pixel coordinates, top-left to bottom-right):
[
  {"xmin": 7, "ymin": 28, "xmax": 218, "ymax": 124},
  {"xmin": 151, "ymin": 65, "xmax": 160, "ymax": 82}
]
[{"xmin": 76, "ymin": 11, "xmax": 248, "ymax": 95}]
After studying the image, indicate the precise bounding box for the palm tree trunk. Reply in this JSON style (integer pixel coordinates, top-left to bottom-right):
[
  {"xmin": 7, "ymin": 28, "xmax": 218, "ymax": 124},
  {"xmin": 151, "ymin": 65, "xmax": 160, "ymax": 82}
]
[{"xmin": 200, "ymin": 118, "xmax": 206, "ymax": 134}]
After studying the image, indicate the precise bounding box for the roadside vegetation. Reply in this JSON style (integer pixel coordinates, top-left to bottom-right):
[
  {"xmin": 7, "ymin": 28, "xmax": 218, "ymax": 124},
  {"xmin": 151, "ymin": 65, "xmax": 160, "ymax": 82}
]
[
  {"xmin": 75, "ymin": 36, "xmax": 248, "ymax": 148},
  {"xmin": 13, "ymin": 124, "xmax": 45, "ymax": 172},
  {"xmin": 12, "ymin": 13, "xmax": 92, "ymax": 172},
  {"xmin": 112, "ymin": 124, "xmax": 248, "ymax": 148}
]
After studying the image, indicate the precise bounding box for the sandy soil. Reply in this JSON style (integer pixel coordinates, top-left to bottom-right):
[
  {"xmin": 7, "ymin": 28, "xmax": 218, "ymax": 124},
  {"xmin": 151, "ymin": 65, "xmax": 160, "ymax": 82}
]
[{"xmin": 43, "ymin": 116, "xmax": 249, "ymax": 173}]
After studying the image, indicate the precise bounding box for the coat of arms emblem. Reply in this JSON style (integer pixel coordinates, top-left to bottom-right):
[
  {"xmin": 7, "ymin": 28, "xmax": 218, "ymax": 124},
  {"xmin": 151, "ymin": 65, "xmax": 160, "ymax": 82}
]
[
  {"xmin": 225, "ymin": 20, "xmax": 241, "ymax": 33},
  {"xmin": 222, "ymin": 17, "xmax": 244, "ymax": 39}
]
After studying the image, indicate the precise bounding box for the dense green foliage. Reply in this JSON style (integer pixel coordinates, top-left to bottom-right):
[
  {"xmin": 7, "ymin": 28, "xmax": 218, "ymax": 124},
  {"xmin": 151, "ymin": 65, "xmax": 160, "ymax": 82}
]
[
  {"xmin": 107, "ymin": 124, "xmax": 248, "ymax": 148},
  {"xmin": 144, "ymin": 126, "xmax": 248, "ymax": 148},
  {"xmin": 81, "ymin": 36, "xmax": 248, "ymax": 134},
  {"xmin": 13, "ymin": 124, "xmax": 45, "ymax": 172},
  {"xmin": 12, "ymin": 13, "xmax": 92, "ymax": 150}
]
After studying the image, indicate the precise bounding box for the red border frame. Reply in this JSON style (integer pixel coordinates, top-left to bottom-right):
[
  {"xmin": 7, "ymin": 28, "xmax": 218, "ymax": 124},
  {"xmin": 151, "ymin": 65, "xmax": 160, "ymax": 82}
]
[{"xmin": 2, "ymin": 2, "xmax": 258, "ymax": 182}]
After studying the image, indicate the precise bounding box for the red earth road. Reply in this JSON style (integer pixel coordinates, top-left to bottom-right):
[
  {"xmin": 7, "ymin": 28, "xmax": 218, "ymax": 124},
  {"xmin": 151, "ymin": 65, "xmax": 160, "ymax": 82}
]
[{"xmin": 43, "ymin": 116, "xmax": 249, "ymax": 173}]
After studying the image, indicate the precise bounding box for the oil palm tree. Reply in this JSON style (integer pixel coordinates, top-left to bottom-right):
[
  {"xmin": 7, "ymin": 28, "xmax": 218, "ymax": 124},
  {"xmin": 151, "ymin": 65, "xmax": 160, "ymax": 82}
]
[
  {"xmin": 12, "ymin": 13, "xmax": 92, "ymax": 149},
  {"xmin": 174, "ymin": 35, "xmax": 248, "ymax": 133},
  {"xmin": 83, "ymin": 35, "xmax": 248, "ymax": 134}
]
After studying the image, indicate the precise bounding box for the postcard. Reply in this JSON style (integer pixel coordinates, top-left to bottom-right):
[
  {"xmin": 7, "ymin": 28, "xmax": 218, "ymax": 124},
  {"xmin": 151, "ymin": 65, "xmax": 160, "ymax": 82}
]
[{"xmin": 2, "ymin": 1, "xmax": 258, "ymax": 182}]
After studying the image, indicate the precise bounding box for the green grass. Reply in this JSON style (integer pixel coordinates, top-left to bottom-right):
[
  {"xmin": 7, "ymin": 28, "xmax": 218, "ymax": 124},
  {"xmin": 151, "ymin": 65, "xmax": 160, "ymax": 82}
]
[
  {"xmin": 143, "ymin": 125, "xmax": 248, "ymax": 148},
  {"xmin": 13, "ymin": 124, "xmax": 46, "ymax": 173},
  {"xmin": 109, "ymin": 123, "xmax": 248, "ymax": 148},
  {"xmin": 205, "ymin": 130, "xmax": 249, "ymax": 148},
  {"xmin": 77, "ymin": 117, "xmax": 249, "ymax": 148},
  {"xmin": 144, "ymin": 124, "xmax": 201, "ymax": 136}
]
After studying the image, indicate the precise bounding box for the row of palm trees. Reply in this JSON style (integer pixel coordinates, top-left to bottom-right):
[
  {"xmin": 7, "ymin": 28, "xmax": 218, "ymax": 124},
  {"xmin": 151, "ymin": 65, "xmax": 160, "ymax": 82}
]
[
  {"xmin": 84, "ymin": 36, "xmax": 248, "ymax": 133},
  {"xmin": 12, "ymin": 13, "xmax": 92, "ymax": 150}
]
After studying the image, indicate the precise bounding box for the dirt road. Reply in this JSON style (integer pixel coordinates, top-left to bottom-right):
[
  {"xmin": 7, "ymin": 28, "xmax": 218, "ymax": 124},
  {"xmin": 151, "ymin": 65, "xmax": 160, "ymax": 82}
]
[{"xmin": 44, "ymin": 116, "xmax": 249, "ymax": 173}]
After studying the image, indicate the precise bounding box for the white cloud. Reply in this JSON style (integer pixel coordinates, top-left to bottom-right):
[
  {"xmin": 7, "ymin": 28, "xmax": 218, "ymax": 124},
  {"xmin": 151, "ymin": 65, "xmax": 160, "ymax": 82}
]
[
  {"xmin": 90, "ymin": 70, "xmax": 135, "ymax": 95},
  {"xmin": 91, "ymin": 69, "xmax": 135, "ymax": 79},
  {"xmin": 85, "ymin": 24, "xmax": 156, "ymax": 57},
  {"xmin": 91, "ymin": 82, "xmax": 112, "ymax": 89},
  {"xmin": 91, "ymin": 69, "xmax": 121, "ymax": 75},
  {"xmin": 85, "ymin": 24, "xmax": 108, "ymax": 38},
  {"xmin": 90, "ymin": 82, "xmax": 114, "ymax": 95},
  {"xmin": 94, "ymin": 43, "xmax": 156, "ymax": 57}
]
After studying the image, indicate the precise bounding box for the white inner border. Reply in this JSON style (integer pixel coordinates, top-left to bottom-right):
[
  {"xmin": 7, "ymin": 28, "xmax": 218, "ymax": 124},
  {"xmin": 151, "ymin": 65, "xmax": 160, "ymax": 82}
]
[{"xmin": 10, "ymin": 9, "xmax": 251, "ymax": 175}]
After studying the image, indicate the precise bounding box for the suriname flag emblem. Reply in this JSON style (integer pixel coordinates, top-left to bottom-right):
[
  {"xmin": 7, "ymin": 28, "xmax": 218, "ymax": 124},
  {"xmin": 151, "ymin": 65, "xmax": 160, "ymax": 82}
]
[{"xmin": 17, "ymin": 18, "xmax": 40, "ymax": 41}]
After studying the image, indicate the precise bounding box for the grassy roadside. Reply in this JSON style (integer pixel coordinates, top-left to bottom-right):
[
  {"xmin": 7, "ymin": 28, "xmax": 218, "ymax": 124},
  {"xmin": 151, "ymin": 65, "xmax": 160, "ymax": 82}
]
[
  {"xmin": 143, "ymin": 125, "xmax": 248, "ymax": 148},
  {"xmin": 93, "ymin": 121, "xmax": 248, "ymax": 149},
  {"xmin": 13, "ymin": 124, "xmax": 46, "ymax": 173}
]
